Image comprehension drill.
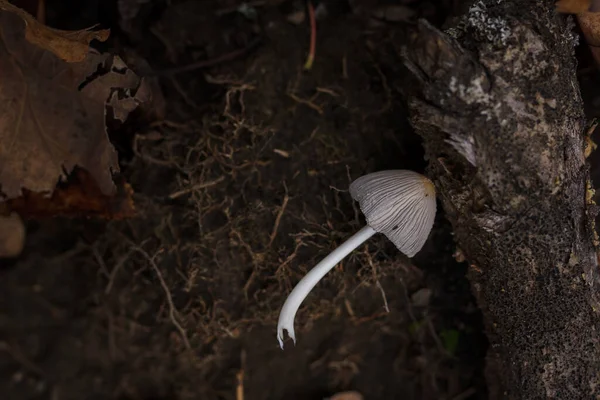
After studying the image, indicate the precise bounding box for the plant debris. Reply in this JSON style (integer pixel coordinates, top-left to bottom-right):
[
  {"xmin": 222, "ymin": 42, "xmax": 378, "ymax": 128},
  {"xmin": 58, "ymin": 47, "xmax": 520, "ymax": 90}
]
[
  {"xmin": 0, "ymin": 2, "xmax": 149, "ymax": 201},
  {"xmin": 0, "ymin": 212, "xmax": 25, "ymax": 258},
  {"xmin": 5, "ymin": 168, "xmax": 135, "ymax": 219},
  {"xmin": 0, "ymin": 0, "xmax": 109, "ymax": 62}
]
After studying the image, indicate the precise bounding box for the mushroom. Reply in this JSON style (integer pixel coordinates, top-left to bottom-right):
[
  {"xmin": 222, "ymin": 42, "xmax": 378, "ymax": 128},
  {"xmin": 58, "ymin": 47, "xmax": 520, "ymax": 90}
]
[{"xmin": 276, "ymin": 170, "xmax": 437, "ymax": 349}]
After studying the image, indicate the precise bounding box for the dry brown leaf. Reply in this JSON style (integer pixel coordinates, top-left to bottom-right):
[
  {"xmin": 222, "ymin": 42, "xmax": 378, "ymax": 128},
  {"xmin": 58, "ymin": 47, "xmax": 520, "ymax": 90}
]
[
  {"xmin": 556, "ymin": 0, "xmax": 592, "ymax": 14},
  {"xmin": 0, "ymin": 212, "xmax": 25, "ymax": 258},
  {"xmin": 578, "ymin": 12, "xmax": 600, "ymax": 44},
  {"xmin": 0, "ymin": 0, "xmax": 109, "ymax": 62},
  {"xmin": 0, "ymin": 8, "xmax": 150, "ymax": 200},
  {"xmin": 6, "ymin": 168, "xmax": 135, "ymax": 220},
  {"xmin": 556, "ymin": 0, "xmax": 600, "ymax": 67}
]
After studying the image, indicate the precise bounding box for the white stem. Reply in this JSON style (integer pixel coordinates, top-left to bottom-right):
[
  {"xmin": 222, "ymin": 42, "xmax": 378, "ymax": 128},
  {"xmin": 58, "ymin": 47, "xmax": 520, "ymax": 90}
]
[{"xmin": 276, "ymin": 225, "xmax": 377, "ymax": 349}]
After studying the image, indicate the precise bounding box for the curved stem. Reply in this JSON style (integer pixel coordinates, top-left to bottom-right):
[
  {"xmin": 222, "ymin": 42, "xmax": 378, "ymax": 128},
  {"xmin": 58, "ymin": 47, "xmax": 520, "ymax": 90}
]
[{"xmin": 277, "ymin": 225, "xmax": 377, "ymax": 349}]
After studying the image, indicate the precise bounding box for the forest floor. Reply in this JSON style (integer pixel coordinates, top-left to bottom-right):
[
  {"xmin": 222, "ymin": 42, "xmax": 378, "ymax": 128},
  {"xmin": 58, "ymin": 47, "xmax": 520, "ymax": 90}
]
[{"xmin": 1, "ymin": 0, "xmax": 523, "ymax": 399}]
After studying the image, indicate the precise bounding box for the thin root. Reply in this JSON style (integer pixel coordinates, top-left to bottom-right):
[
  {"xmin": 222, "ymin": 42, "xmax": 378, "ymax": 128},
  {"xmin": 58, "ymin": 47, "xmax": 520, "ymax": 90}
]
[
  {"xmin": 169, "ymin": 176, "xmax": 225, "ymax": 199},
  {"xmin": 130, "ymin": 245, "xmax": 192, "ymax": 351},
  {"xmin": 268, "ymin": 183, "xmax": 289, "ymax": 247},
  {"xmin": 303, "ymin": 1, "xmax": 317, "ymax": 70}
]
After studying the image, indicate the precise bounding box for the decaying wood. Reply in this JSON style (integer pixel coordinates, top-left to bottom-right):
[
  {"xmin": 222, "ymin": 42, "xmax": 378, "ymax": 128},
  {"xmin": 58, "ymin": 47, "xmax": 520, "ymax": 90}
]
[{"xmin": 402, "ymin": 1, "xmax": 600, "ymax": 398}]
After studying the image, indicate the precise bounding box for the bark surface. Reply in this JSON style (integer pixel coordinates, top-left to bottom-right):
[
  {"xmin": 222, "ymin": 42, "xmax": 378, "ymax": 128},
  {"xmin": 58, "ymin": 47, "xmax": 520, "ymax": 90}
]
[{"xmin": 403, "ymin": 1, "xmax": 600, "ymax": 398}]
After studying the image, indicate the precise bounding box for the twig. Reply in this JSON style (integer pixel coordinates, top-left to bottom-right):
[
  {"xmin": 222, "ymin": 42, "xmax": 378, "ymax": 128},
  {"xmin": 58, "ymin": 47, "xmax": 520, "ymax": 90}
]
[
  {"xmin": 347, "ymin": 165, "xmax": 360, "ymax": 225},
  {"xmin": 375, "ymin": 280, "xmax": 390, "ymax": 313},
  {"xmin": 243, "ymin": 269, "xmax": 257, "ymax": 301},
  {"xmin": 303, "ymin": 1, "xmax": 317, "ymax": 70},
  {"xmin": 133, "ymin": 134, "xmax": 180, "ymax": 169},
  {"xmin": 105, "ymin": 249, "xmax": 134, "ymax": 294},
  {"xmin": 236, "ymin": 350, "xmax": 246, "ymax": 400},
  {"xmin": 150, "ymin": 26, "xmax": 178, "ymax": 63},
  {"xmin": 362, "ymin": 247, "xmax": 389, "ymax": 312},
  {"xmin": 169, "ymin": 176, "xmax": 225, "ymax": 199},
  {"xmin": 288, "ymin": 93, "xmax": 323, "ymax": 114},
  {"xmin": 91, "ymin": 244, "xmax": 110, "ymax": 278},
  {"xmin": 156, "ymin": 38, "xmax": 262, "ymax": 76},
  {"xmin": 451, "ymin": 387, "xmax": 476, "ymax": 400},
  {"xmin": 0, "ymin": 341, "xmax": 44, "ymax": 377},
  {"xmin": 130, "ymin": 245, "xmax": 192, "ymax": 351},
  {"xmin": 273, "ymin": 148, "xmax": 290, "ymax": 158},
  {"xmin": 316, "ymin": 87, "xmax": 339, "ymax": 97},
  {"xmin": 268, "ymin": 182, "xmax": 289, "ymax": 247},
  {"xmin": 169, "ymin": 76, "xmax": 200, "ymax": 109}
]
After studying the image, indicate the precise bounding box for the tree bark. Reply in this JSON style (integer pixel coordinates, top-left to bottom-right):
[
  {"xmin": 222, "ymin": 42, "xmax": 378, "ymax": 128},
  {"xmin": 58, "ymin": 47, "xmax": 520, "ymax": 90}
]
[{"xmin": 402, "ymin": 1, "xmax": 600, "ymax": 398}]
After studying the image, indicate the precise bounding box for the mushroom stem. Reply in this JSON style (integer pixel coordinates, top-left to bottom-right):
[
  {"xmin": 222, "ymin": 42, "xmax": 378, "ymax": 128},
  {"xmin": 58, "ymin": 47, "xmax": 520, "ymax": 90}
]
[{"xmin": 277, "ymin": 225, "xmax": 377, "ymax": 349}]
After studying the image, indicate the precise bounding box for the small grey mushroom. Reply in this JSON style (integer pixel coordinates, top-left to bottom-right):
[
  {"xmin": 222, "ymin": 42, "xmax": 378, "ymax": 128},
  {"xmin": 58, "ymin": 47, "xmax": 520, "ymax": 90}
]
[
  {"xmin": 277, "ymin": 170, "xmax": 437, "ymax": 349},
  {"xmin": 349, "ymin": 169, "xmax": 437, "ymax": 257}
]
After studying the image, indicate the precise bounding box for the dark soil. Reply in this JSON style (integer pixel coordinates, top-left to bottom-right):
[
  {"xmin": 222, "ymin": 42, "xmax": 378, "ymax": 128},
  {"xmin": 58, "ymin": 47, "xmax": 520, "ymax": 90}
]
[{"xmin": 0, "ymin": 1, "xmax": 490, "ymax": 399}]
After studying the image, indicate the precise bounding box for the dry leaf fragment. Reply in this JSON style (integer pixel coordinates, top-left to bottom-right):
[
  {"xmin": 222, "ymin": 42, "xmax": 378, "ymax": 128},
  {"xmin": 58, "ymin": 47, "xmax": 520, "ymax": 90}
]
[
  {"xmin": 0, "ymin": 0, "xmax": 109, "ymax": 62},
  {"xmin": 0, "ymin": 212, "xmax": 25, "ymax": 258},
  {"xmin": 0, "ymin": 8, "xmax": 149, "ymax": 200},
  {"xmin": 556, "ymin": 0, "xmax": 600, "ymax": 13},
  {"xmin": 557, "ymin": 0, "xmax": 600, "ymax": 66},
  {"xmin": 578, "ymin": 12, "xmax": 600, "ymax": 46},
  {"xmin": 556, "ymin": 0, "xmax": 592, "ymax": 14},
  {"xmin": 6, "ymin": 168, "xmax": 135, "ymax": 220}
]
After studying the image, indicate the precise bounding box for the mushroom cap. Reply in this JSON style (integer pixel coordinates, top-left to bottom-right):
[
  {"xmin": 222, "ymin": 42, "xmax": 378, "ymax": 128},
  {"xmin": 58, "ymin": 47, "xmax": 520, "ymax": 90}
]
[{"xmin": 349, "ymin": 170, "xmax": 436, "ymax": 257}]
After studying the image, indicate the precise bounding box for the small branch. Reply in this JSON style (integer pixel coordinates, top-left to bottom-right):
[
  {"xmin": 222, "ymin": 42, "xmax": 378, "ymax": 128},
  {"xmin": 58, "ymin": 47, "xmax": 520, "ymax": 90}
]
[
  {"xmin": 303, "ymin": 1, "xmax": 317, "ymax": 70},
  {"xmin": 235, "ymin": 350, "xmax": 246, "ymax": 400},
  {"xmin": 375, "ymin": 280, "xmax": 390, "ymax": 313},
  {"xmin": 155, "ymin": 38, "xmax": 262, "ymax": 76},
  {"xmin": 169, "ymin": 176, "xmax": 225, "ymax": 199},
  {"xmin": 268, "ymin": 182, "xmax": 289, "ymax": 247}
]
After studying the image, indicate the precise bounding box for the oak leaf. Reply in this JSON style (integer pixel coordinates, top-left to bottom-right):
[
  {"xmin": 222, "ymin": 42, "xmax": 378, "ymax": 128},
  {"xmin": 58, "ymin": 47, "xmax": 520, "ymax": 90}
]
[{"xmin": 0, "ymin": 4, "xmax": 149, "ymax": 200}]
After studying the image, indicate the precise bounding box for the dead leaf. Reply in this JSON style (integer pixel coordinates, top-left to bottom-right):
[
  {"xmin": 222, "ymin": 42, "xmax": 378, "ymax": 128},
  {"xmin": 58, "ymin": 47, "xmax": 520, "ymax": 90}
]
[
  {"xmin": 573, "ymin": 8, "xmax": 600, "ymax": 66},
  {"xmin": 88, "ymin": 56, "xmax": 152, "ymax": 122},
  {"xmin": 0, "ymin": 0, "xmax": 109, "ymax": 62},
  {"xmin": 556, "ymin": 0, "xmax": 600, "ymax": 67},
  {"xmin": 6, "ymin": 168, "xmax": 135, "ymax": 219},
  {"xmin": 556, "ymin": 0, "xmax": 592, "ymax": 14},
  {"xmin": 0, "ymin": 212, "xmax": 25, "ymax": 258},
  {"xmin": 0, "ymin": 8, "xmax": 149, "ymax": 200},
  {"xmin": 120, "ymin": 51, "xmax": 167, "ymax": 120}
]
